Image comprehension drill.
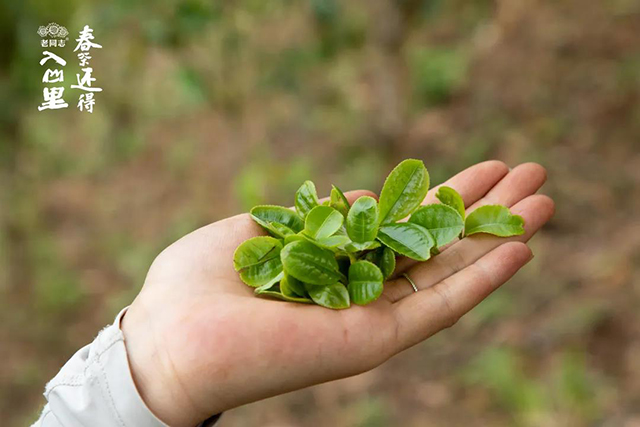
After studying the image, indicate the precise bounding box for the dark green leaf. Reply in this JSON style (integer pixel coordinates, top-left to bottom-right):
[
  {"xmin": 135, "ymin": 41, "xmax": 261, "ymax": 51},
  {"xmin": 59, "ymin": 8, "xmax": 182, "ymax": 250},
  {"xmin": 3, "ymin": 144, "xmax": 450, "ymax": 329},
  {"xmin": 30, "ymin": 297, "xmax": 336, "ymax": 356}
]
[
  {"xmin": 348, "ymin": 261, "xmax": 384, "ymax": 305},
  {"xmin": 305, "ymin": 283, "xmax": 350, "ymax": 309},
  {"xmin": 304, "ymin": 206, "xmax": 344, "ymax": 240},
  {"xmin": 233, "ymin": 237, "xmax": 284, "ymax": 287},
  {"xmin": 281, "ymin": 274, "xmax": 307, "ymax": 298},
  {"xmin": 346, "ymin": 196, "xmax": 379, "ymax": 244},
  {"xmin": 330, "ymin": 185, "xmax": 351, "ymax": 217},
  {"xmin": 378, "ymin": 159, "xmax": 430, "ymax": 224},
  {"xmin": 250, "ymin": 205, "xmax": 304, "ymax": 238},
  {"xmin": 409, "ymin": 204, "xmax": 464, "ymax": 247},
  {"xmin": 377, "ymin": 223, "xmax": 435, "ymax": 261},
  {"xmin": 364, "ymin": 247, "xmax": 382, "ymax": 264},
  {"xmin": 465, "ymin": 205, "xmax": 525, "ymax": 237},
  {"xmin": 363, "ymin": 247, "xmax": 395, "ymax": 279},
  {"xmin": 295, "ymin": 181, "xmax": 319, "ymax": 218},
  {"xmin": 281, "ymin": 240, "xmax": 345, "ymax": 285},
  {"xmin": 380, "ymin": 247, "xmax": 396, "ymax": 279},
  {"xmin": 436, "ymin": 186, "xmax": 465, "ymax": 219},
  {"xmin": 336, "ymin": 256, "xmax": 351, "ymax": 278}
]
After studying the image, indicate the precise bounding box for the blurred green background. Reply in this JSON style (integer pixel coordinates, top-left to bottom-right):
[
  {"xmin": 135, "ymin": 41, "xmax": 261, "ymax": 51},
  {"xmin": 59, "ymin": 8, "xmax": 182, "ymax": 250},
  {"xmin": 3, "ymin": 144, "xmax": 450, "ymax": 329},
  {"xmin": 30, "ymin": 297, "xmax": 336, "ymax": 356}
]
[{"xmin": 1, "ymin": 0, "xmax": 640, "ymax": 426}]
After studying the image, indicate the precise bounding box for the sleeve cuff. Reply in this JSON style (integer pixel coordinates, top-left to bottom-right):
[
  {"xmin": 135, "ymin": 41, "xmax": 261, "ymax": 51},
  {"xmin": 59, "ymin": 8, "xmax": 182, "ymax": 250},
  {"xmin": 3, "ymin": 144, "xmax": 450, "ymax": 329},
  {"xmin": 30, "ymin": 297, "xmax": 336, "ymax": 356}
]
[
  {"xmin": 40, "ymin": 307, "xmax": 221, "ymax": 427},
  {"xmin": 116, "ymin": 308, "xmax": 222, "ymax": 427}
]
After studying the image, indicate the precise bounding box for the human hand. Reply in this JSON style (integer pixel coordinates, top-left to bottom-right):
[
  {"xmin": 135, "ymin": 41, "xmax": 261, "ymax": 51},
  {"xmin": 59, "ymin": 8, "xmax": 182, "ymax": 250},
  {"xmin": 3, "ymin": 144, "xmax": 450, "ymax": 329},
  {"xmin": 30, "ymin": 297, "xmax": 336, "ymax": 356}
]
[{"xmin": 121, "ymin": 161, "xmax": 554, "ymax": 426}]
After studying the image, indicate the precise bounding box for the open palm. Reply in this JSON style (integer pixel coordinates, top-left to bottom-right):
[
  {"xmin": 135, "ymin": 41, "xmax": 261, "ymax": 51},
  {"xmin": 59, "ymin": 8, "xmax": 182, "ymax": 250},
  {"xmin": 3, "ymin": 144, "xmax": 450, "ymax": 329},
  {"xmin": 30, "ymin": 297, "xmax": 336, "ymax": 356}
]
[{"xmin": 121, "ymin": 161, "xmax": 554, "ymax": 426}]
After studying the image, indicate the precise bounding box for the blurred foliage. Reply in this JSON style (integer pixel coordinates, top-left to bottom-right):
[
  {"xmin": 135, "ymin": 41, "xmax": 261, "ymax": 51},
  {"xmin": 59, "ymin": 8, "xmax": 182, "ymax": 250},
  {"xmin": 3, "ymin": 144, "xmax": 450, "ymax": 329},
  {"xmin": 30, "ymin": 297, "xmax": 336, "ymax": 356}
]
[
  {"xmin": 464, "ymin": 347, "xmax": 548, "ymax": 419},
  {"xmin": 1, "ymin": 0, "xmax": 640, "ymax": 425}
]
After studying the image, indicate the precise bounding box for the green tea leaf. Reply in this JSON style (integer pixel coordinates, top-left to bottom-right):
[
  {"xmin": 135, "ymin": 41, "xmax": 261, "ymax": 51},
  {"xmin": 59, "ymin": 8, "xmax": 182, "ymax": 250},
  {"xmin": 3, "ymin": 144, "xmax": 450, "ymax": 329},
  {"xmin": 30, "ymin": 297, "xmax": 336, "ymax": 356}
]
[
  {"xmin": 345, "ymin": 240, "xmax": 381, "ymax": 252},
  {"xmin": 284, "ymin": 234, "xmax": 305, "ymax": 245},
  {"xmin": 409, "ymin": 204, "xmax": 464, "ymax": 247},
  {"xmin": 364, "ymin": 247, "xmax": 382, "ymax": 264},
  {"xmin": 377, "ymin": 223, "xmax": 435, "ymax": 261},
  {"xmin": 281, "ymin": 240, "xmax": 345, "ymax": 285},
  {"xmin": 299, "ymin": 231, "xmax": 351, "ymax": 250},
  {"xmin": 346, "ymin": 196, "xmax": 379, "ymax": 244},
  {"xmin": 295, "ymin": 180, "xmax": 319, "ymax": 218},
  {"xmin": 233, "ymin": 236, "xmax": 281, "ymax": 270},
  {"xmin": 378, "ymin": 159, "xmax": 429, "ymax": 224},
  {"xmin": 254, "ymin": 278, "xmax": 284, "ymax": 297},
  {"xmin": 256, "ymin": 290, "xmax": 313, "ymax": 303},
  {"xmin": 251, "ymin": 205, "xmax": 304, "ymax": 238},
  {"xmin": 380, "ymin": 247, "xmax": 396, "ymax": 280},
  {"xmin": 304, "ymin": 206, "xmax": 344, "ymax": 240},
  {"xmin": 465, "ymin": 205, "xmax": 525, "ymax": 237},
  {"xmin": 281, "ymin": 274, "xmax": 307, "ymax": 298},
  {"xmin": 436, "ymin": 186, "xmax": 465, "ymax": 219},
  {"xmin": 255, "ymin": 282, "xmax": 312, "ymax": 303},
  {"xmin": 270, "ymin": 222, "xmax": 296, "ymax": 237},
  {"xmin": 362, "ymin": 247, "xmax": 393, "ymax": 277},
  {"xmin": 330, "ymin": 185, "xmax": 351, "ymax": 217},
  {"xmin": 316, "ymin": 235, "xmax": 351, "ymax": 248},
  {"xmin": 348, "ymin": 261, "xmax": 384, "ymax": 305},
  {"xmin": 233, "ymin": 237, "xmax": 284, "ymax": 287},
  {"xmin": 305, "ymin": 283, "xmax": 350, "ymax": 309}
]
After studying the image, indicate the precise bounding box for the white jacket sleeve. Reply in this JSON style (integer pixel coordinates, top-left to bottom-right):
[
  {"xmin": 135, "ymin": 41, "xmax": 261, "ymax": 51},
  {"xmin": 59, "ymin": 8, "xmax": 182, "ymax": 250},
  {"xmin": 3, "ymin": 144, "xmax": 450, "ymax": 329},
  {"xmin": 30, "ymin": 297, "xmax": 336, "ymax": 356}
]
[{"xmin": 31, "ymin": 308, "xmax": 221, "ymax": 427}]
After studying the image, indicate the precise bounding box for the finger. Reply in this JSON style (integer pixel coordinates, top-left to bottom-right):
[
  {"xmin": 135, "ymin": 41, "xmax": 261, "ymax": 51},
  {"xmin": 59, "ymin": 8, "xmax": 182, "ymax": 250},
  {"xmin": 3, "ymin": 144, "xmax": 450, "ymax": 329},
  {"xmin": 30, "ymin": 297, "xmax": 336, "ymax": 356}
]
[
  {"xmin": 384, "ymin": 194, "xmax": 554, "ymax": 302},
  {"xmin": 394, "ymin": 161, "xmax": 508, "ymax": 271},
  {"xmin": 421, "ymin": 160, "xmax": 509, "ymax": 207},
  {"xmin": 393, "ymin": 241, "xmax": 533, "ymax": 351},
  {"xmin": 340, "ymin": 190, "xmax": 378, "ymax": 204},
  {"xmin": 395, "ymin": 162, "xmax": 546, "ymax": 273},
  {"xmin": 466, "ymin": 162, "xmax": 547, "ymax": 211}
]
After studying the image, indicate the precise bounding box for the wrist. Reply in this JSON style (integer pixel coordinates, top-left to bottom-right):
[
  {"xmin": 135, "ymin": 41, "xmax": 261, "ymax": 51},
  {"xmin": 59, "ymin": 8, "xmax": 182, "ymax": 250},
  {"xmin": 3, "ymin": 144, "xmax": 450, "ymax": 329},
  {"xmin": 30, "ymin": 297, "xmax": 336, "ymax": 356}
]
[{"xmin": 121, "ymin": 302, "xmax": 205, "ymax": 427}]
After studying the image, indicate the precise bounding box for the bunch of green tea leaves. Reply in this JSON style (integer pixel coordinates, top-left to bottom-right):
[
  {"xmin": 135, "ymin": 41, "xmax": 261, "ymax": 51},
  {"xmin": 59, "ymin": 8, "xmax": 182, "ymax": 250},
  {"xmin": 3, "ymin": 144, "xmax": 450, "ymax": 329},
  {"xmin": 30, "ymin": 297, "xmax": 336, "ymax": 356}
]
[{"xmin": 233, "ymin": 159, "xmax": 525, "ymax": 309}]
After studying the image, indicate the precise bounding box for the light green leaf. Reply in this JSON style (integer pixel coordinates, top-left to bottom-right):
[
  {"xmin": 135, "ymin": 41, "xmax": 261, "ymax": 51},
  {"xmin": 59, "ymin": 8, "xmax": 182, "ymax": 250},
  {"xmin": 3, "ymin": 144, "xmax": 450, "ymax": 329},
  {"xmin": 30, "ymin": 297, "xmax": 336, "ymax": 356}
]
[
  {"xmin": 465, "ymin": 205, "xmax": 525, "ymax": 237},
  {"xmin": 295, "ymin": 181, "xmax": 319, "ymax": 218},
  {"xmin": 330, "ymin": 185, "xmax": 351, "ymax": 217},
  {"xmin": 304, "ymin": 206, "xmax": 344, "ymax": 240},
  {"xmin": 239, "ymin": 258, "xmax": 282, "ymax": 288},
  {"xmin": 284, "ymin": 234, "xmax": 305, "ymax": 245},
  {"xmin": 281, "ymin": 240, "xmax": 345, "ymax": 285},
  {"xmin": 305, "ymin": 283, "xmax": 350, "ymax": 309},
  {"xmin": 233, "ymin": 237, "xmax": 284, "ymax": 287},
  {"xmin": 409, "ymin": 204, "xmax": 464, "ymax": 247},
  {"xmin": 270, "ymin": 222, "xmax": 295, "ymax": 237},
  {"xmin": 436, "ymin": 186, "xmax": 466, "ymax": 219},
  {"xmin": 380, "ymin": 247, "xmax": 396, "ymax": 280},
  {"xmin": 254, "ymin": 281, "xmax": 278, "ymax": 293},
  {"xmin": 250, "ymin": 205, "xmax": 304, "ymax": 238},
  {"xmin": 348, "ymin": 261, "xmax": 384, "ymax": 305},
  {"xmin": 345, "ymin": 240, "xmax": 380, "ymax": 252},
  {"xmin": 298, "ymin": 232, "xmax": 351, "ymax": 250},
  {"xmin": 316, "ymin": 235, "xmax": 351, "ymax": 248},
  {"xmin": 378, "ymin": 159, "xmax": 429, "ymax": 224},
  {"xmin": 377, "ymin": 223, "xmax": 435, "ymax": 261},
  {"xmin": 255, "ymin": 282, "xmax": 312, "ymax": 303},
  {"xmin": 346, "ymin": 196, "xmax": 379, "ymax": 244}
]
